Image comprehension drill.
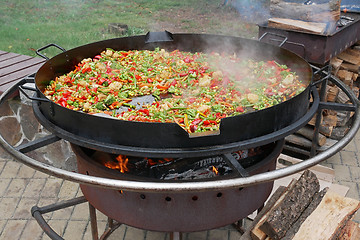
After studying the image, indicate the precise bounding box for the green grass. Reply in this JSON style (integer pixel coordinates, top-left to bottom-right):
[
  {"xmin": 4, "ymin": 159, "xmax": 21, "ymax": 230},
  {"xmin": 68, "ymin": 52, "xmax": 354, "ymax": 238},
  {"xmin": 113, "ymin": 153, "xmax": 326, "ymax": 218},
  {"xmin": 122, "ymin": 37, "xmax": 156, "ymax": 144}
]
[{"xmin": 0, "ymin": 0, "xmax": 261, "ymax": 57}]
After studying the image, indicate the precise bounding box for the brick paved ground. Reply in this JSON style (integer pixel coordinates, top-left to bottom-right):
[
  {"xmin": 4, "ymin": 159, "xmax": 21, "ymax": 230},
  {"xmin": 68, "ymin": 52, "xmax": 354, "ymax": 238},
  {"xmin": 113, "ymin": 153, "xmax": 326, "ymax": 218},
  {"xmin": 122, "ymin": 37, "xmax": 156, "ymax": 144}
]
[{"xmin": 0, "ymin": 97, "xmax": 359, "ymax": 239}]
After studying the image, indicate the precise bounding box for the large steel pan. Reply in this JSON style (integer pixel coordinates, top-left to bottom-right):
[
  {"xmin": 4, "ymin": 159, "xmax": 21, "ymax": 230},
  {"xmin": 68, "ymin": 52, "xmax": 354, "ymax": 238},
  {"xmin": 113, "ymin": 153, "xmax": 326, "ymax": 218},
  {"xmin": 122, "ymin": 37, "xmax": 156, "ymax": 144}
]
[{"xmin": 32, "ymin": 33, "xmax": 313, "ymax": 152}]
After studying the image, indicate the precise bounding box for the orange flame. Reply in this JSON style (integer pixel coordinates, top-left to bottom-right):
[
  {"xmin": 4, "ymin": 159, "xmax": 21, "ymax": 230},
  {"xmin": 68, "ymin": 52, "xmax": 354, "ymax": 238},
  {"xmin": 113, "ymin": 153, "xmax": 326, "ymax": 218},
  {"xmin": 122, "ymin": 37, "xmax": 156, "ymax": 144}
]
[
  {"xmin": 102, "ymin": 155, "xmax": 129, "ymax": 173},
  {"xmin": 116, "ymin": 155, "xmax": 129, "ymax": 173},
  {"xmin": 147, "ymin": 157, "xmax": 173, "ymax": 166},
  {"xmin": 211, "ymin": 166, "xmax": 219, "ymax": 175}
]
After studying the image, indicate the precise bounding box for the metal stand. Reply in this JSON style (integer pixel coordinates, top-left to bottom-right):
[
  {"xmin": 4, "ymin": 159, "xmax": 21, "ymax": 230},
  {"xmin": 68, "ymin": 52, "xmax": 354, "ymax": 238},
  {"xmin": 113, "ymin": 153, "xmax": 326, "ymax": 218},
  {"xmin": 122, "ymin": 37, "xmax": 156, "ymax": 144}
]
[
  {"xmin": 31, "ymin": 196, "xmax": 122, "ymax": 240},
  {"xmin": 1, "ymin": 68, "xmax": 360, "ymax": 239},
  {"xmin": 31, "ymin": 196, "xmax": 247, "ymax": 240}
]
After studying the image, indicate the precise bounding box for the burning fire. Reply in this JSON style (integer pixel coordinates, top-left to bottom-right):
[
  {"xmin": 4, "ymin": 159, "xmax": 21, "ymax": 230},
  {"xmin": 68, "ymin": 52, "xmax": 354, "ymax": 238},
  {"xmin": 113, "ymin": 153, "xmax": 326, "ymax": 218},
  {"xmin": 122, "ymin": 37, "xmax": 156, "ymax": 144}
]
[
  {"xmin": 211, "ymin": 166, "xmax": 219, "ymax": 175},
  {"xmin": 116, "ymin": 155, "xmax": 129, "ymax": 173},
  {"xmin": 147, "ymin": 157, "xmax": 173, "ymax": 166},
  {"xmin": 102, "ymin": 154, "xmax": 129, "ymax": 173}
]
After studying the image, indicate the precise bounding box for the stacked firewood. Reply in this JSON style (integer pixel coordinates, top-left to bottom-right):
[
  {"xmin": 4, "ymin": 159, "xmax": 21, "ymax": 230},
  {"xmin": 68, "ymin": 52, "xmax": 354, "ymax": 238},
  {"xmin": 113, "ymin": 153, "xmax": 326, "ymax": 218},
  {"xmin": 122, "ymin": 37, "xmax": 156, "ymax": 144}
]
[
  {"xmin": 284, "ymin": 42, "xmax": 360, "ymax": 156},
  {"xmin": 240, "ymin": 170, "xmax": 360, "ymax": 240},
  {"xmin": 330, "ymin": 42, "xmax": 360, "ymax": 97},
  {"xmin": 326, "ymin": 41, "xmax": 360, "ymax": 137}
]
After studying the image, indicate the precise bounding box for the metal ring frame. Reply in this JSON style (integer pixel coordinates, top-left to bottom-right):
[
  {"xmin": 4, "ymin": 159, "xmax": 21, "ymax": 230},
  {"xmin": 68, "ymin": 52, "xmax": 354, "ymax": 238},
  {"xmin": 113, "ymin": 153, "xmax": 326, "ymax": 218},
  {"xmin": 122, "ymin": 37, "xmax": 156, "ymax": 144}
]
[{"xmin": 0, "ymin": 65, "xmax": 359, "ymax": 193}]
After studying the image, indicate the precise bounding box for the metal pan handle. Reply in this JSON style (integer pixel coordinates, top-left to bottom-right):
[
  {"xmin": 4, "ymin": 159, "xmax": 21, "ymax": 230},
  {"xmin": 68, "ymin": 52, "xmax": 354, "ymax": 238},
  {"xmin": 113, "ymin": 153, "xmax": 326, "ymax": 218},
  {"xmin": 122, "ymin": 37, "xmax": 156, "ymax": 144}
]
[
  {"xmin": 18, "ymin": 82, "xmax": 49, "ymax": 103},
  {"xmin": 258, "ymin": 32, "xmax": 288, "ymax": 47},
  {"xmin": 259, "ymin": 32, "xmax": 307, "ymax": 59},
  {"xmin": 36, "ymin": 43, "xmax": 66, "ymax": 60},
  {"xmin": 145, "ymin": 31, "xmax": 174, "ymax": 44}
]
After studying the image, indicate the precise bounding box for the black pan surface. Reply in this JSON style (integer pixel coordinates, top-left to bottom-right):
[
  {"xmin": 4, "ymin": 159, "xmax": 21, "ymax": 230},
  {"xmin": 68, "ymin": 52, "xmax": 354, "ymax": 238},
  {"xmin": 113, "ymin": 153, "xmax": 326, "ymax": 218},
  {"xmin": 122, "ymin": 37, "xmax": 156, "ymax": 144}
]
[{"xmin": 34, "ymin": 33, "xmax": 313, "ymax": 150}]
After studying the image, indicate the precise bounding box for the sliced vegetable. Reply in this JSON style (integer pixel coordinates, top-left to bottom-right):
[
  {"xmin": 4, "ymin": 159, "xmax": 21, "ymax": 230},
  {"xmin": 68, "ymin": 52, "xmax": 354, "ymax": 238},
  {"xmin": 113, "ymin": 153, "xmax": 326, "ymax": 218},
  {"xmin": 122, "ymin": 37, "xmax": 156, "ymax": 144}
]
[{"xmin": 43, "ymin": 49, "xmax": 306, "ymax": 133}]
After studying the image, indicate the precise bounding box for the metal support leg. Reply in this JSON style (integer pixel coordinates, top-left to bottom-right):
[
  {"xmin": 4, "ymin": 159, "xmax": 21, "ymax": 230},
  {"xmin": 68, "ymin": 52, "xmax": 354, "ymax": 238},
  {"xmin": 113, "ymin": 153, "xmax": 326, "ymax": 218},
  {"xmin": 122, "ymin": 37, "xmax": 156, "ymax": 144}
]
[
  {"xmin": 31, "ymin": 196, "xmax": 88, "ymax": 240},
  {"xmin": 232, "ymin": 219, "xmax": 245, "ymax": 234},
  {"xmin": 89, "ymin": 203, "xmax": 99, "ymax": 240},
  {"xmin": 311, "ymin": 64, "xmax": 331, "ymax": 157},
  {"xmin": 170, "ymin": 232, "xmax": 182, "ymax": 240},
  {"xmin": 31, "ymin": 196, "xmax": 122, "ymax": 240}
]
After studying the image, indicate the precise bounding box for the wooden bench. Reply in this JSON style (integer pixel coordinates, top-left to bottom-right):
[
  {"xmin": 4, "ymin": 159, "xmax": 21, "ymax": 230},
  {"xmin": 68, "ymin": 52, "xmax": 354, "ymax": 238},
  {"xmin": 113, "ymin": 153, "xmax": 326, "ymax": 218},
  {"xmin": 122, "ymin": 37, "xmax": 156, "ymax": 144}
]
[{"xmin": 0, "ymin": 50, "xmax": 46, "ymax": 94}]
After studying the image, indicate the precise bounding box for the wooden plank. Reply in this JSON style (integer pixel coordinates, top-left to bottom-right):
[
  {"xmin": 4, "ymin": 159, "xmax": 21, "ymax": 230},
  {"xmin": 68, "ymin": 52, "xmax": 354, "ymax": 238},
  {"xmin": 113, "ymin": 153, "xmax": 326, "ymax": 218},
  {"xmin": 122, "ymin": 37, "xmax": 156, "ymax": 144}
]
[
  {"xmin": 0, "ymin": 57, "xmax": 45, "ymax": 77},
  {"xmin": 0, "ymin": 55, "xmax": 33, "ymax": 70},
  {"xmin": 0, "ymin": 63, "xmax": 43, "ymax": 89},
  {"xmin": 292, "ymin": 191, "xmax": 360, "ymax": 240},
  {"xmin": 0, "ymin": 52, "xmax": 21, "ymax": 62},
  {"xmin": 268, "ymin": 17, "xmax": 327, "ymax": 35}
]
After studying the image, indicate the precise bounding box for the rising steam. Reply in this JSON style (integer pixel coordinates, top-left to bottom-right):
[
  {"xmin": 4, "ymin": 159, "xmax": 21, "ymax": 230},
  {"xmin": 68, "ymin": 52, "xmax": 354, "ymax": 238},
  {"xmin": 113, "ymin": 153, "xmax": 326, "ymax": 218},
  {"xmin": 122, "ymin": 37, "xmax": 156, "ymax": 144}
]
[{"xmin": 228, "ymin": 0, "xmax": 270, "ymax": 24}]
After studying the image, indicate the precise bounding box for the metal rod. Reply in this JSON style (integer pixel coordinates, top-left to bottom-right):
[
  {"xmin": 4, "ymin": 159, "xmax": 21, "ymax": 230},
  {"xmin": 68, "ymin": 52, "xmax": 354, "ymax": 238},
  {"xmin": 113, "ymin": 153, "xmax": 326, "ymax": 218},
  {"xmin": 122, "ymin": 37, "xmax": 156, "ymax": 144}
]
[
  {"xmin": 31, "ymin": 196, "xmax": 87, "ymax": 214},
  {"xmin": 89, "ymin": 203, "xmax": 99, "ymax": 240},
  {"xmin": 31, "ymin": 196, "xmax": 88, "ymax": 240},
  {"xmin": 32, "ymin": 208, "xmax": 64, "ymax": 240},
  {"xmin": 311, "ymin": 65, "xmax": 330, "ymax": 157},
  {"xmin": 15, "ymin": 134, "xmax": 60, "ymax": 153},
  {"xmin": 99, "ymin": 219, "xmax": 122, "ymax": 240},
  {"xmin": 319, "ymin": 102, "xmax": 357, "ymax": 111},
  {"xmin": 223, "ymin": 153, "xmax": 249, "ymax": 177},
  {"xmin": 170, "ymin": 232, "xmax": 182, "ymax": 240}
]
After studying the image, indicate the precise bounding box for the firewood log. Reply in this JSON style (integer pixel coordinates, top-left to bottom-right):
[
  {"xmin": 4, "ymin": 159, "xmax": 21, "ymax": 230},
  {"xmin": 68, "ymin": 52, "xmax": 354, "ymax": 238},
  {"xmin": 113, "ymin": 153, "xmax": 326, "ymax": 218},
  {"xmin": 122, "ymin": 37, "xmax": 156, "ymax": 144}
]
[
  {"xmin": 337, "ymin": 70, "xmax": 354, "ymax": 88},
  {"xmin": 330, "ymin": 126, "xmax": 350, "ymax": 140},
  {"xmin": 319, "ymin": 124, "xmax": 333, "ymax": 137},
  {"xmin": 337, "ymin": 51, "xmax": 360, "ymax": 66},
  {"xmin": 337, "ymin": 111, "xmax": 351, "ymax": 127},
  {"xmin": 308, "ymin": 113, "xmax": 323, "ymax": 126},
  {"xmin": 285, "ymin": 134, "xmax": 312, "ymax": 149},
  {"xmin": 336, "ymin": 89, "xmax": 350, "ymax": 104},
  {"xmin": 340, "ymin": 63, "xmax": 360, "ymax": 74},
  {"xmin": 270, "ymin": 0, "xmax": 341, "ymax": 22},
  {"xmin": 283, "ymin": 188, "xmax": 328, "ymax": 239},
  {"xmin": 296, "ymin": 125, "xmax": 327, "ymax": 146},
  {"xmin": 330, "ymin": 57, "xmax": 343, "ymax": 76},
  {"xmin": 323, "ymin": 114, "xmax": 338, "ymax": 128},
  {"xmin": 248, "ymin": 186, "xmax": 288, "ymax": 240},
  {"xmin": 259, "ymin": 170, "xmax": 320, "ymax": 240},
  {"xmin": 326, "ymin": 85, "xmax": 339, "ymax": 102},
  {"xmin": 292, "ymin": 191, "xmax": 360, "ymax": 240},
  {"xmin": 334, "ymin": 220, "xmax": 360, "ymax": 240}
]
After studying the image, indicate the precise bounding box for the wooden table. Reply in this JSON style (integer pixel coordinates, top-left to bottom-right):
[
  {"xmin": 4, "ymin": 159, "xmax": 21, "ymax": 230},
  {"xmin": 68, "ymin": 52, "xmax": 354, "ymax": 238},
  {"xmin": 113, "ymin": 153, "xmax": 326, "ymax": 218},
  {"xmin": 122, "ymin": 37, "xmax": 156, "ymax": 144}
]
[{"xmin": 0, "ymin": 50, "xmax": 46, "ymax": 94}]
